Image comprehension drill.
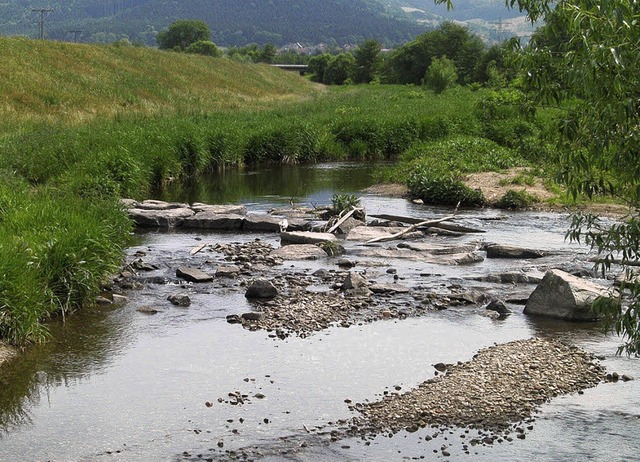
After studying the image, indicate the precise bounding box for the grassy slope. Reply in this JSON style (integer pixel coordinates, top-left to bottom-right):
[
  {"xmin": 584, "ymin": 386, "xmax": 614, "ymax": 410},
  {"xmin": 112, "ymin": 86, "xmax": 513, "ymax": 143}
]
[{"xmin": 0, "ymin": 37, "xmax": 316, "ymax": 135}]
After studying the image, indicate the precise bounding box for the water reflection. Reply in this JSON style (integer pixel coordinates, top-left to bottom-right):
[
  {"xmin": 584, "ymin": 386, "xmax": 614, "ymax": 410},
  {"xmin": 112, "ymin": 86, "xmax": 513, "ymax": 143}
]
[
  {"xmin": 0, "ymin": 304, "xmax": 134, "ymax": 434},
  {"xmin": 151, "ymin": 162, "xmax": 381, "ymax": 206}
]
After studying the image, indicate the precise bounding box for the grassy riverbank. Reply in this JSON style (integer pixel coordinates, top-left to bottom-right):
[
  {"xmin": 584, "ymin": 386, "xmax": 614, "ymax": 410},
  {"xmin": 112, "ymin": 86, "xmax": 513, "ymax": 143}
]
[{"xmin": 0, "ymin": 37, "xmax": 561, "ymax": 346}]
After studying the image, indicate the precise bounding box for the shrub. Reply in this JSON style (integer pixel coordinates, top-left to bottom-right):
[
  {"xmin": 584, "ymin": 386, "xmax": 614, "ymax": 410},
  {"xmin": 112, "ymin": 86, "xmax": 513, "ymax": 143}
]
[
  {"xmin": 185, "ymin": 40, "xmax": 222, "ymax": 57},
  {"xmin": 495, "ymin": 189, "xmax": 539, "ymax": 209},
  {"xmin": 332, "ymin": 193, "xmax": 361, "ymax": 215},
  {"xmin": 422, "ymin": 56, "xmax": 458, "ymax": 94},
  {"xmin": 408, "ymin": 169, "xmax": 485, "ymax": 207}
]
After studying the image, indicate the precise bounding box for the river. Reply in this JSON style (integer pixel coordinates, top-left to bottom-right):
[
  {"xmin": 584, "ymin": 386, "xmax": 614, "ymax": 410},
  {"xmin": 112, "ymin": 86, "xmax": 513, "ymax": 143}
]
[{"xmin": 0, "ymin": 163, "xmax": 638, "ymax": 461}]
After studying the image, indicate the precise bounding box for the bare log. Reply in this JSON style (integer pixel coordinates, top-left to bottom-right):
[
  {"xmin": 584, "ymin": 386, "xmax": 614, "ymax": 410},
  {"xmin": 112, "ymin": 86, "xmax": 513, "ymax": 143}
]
[
  {"xmin": 364, "ymin": 216, "xmax": 456, "ymax": 244},
  {"xmin": 190, "ymin": 243, "xmax": 207, "ymax": 255}
]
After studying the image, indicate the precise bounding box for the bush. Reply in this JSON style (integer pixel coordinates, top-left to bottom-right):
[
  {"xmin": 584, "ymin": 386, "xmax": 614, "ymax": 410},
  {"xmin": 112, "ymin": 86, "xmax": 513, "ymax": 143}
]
[
  {"xmin": 423, "ymin": 56, "xmax": 458, "ymax": 94},
  {"xmin": 185, "ymin": 40, "xmax": 222, "ymax": 57},
  {"xmin": 408, "ymin": 169, "xmax": 485, "ymax": 207},
  {"xmin": 494, "ymin": 189, "xmax": 539, "ymax": 209}
]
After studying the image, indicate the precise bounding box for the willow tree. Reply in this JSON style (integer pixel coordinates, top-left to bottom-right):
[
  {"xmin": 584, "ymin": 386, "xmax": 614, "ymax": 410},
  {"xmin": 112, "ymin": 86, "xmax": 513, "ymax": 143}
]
[{"xmin": 438, "ymin": 0, "xmax": 640, "ymax": 354}]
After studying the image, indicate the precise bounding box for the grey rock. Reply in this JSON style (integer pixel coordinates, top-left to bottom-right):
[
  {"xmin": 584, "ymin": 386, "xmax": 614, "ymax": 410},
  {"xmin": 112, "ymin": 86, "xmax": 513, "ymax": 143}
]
[
  {"xmin": 271, "ymin": 244, "xmax": 328, "ymax": 260},
  {"xmin": 176, "ymin": 267, "xmax": 214, "ymax": 283},
  {"xmin": 137, "ymin": 306, "xmax": 159, "ymax": 314},
  {"xmin": 469, "ymin": 271, "xmax": 545, "ymax": 284},
  {"xmin": 449, "ymin": 290, "xmax": 486, "ymax": 305},
  {"xmin": 342, "ymin": 272, "xmax": 368, "ymax": 290},
  {"xmin": 245, "ymin": 279, "xmax": 278, "ymax": 299},
  {"xmin": 524, "ymin": 269, "xmax": 612, "ymax": 321},
  {"xmin": 128, "ymin": 207, "xmax": 195, "ymax": 227},
  {"xmin": 136, "ymin": 200, "xmax": 189, "ymax": 210},
  {"xmin": 280, "ymin": 231, "xmax": 337, "ymax": 245},
  {"xmin": 191, "ymin": 203, "xmax": 247, "ymax": 215},
  {"xmin": 216, "ymin": 265, "xmax": 241, "ymax": 278},
  {"xmin": 167, "ymin": 293, "xmax": 191, "ymax": 307},
  {"xmin": 369, "ymin": 283, "xmax": 410, "ymax": 294},
  {"xmin": 485, "ymin": 299, "xmax": 511, "ymax": 315},
  {"xmin": 335, "ymin": 217, "xmax": 366, "ymax": 235},
  {"xmin": 241, "ymin": 312, "xmax": 264, "ymax": 322},
  {"xmin": 397, "ymin": 241, "xmax": 481, "ymax": 255},
  {"xmin": 183, "ymin": 212, "xmax": 244, "ymax": 230},
  {"xmin": 243, "ymin": 214, "xmax": 286, "ymax": 232},
  {"xmin": 111, "ymin": 294, "xmax": 128, "ymax": 305},
  {"xmin": 346, "ymin": 226, "xmax": 422, "ymax": 242},
  {"xmin": 313, "ymin": 269, "xmax": 332, "ymax": 280},
  {"xmin": 226, "ymin": 314, "xmax": 242, "ymax": 324},
  {"xmin": 336, "ymin": 258, "xmax": 356, "ymax": 268},
  {"xmin": 484, "ymin": 243, "xmax": 546, "ymax": 259}
]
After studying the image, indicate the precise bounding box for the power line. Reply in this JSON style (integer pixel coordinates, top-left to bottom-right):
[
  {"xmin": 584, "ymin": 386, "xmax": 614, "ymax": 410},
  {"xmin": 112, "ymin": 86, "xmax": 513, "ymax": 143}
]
[{"xmin": 31, "ymin": 8, "xmax": 53, "ymax": 40}]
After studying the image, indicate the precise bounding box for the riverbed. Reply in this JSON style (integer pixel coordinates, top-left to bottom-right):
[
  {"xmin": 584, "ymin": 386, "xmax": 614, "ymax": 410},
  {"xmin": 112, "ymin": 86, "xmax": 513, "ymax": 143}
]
[{"xmin": 1, "ymin": 163, "xmax": 638, "ymax": 461}]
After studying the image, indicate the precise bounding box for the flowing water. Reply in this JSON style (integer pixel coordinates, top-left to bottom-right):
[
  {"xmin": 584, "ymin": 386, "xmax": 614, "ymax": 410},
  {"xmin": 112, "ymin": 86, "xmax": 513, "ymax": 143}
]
[{"xmin": 1, "ymin": 163, "xmax": 638, "ymax": 462}]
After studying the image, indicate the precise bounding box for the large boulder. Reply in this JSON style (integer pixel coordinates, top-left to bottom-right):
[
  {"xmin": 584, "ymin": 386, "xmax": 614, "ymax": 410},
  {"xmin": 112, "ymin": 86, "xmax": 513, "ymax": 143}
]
[{"xmin": 524, "ymin": 269, "xmax": 611, "ymax": 321}]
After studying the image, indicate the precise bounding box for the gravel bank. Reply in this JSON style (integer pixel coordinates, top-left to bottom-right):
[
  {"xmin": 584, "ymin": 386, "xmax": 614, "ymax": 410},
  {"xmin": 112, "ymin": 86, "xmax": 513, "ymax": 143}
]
[{"xmin": 352, "ymin": 337, "xmax": 605, "ymax": 435}]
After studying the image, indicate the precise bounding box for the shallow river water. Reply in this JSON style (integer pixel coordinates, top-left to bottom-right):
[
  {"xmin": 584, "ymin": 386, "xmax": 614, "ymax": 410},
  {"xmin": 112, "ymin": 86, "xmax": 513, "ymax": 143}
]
[{"xmin": 1, "ymin": 163, "xmax": 639, "ymax": 461}]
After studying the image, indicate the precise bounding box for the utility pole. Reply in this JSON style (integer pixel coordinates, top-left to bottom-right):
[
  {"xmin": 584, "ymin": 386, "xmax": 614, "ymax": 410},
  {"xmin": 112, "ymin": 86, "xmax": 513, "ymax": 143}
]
[
  {"xmin": 31, "ymin": 8, "xmax": 53, "ymax": 40},
  {"xmin": 70, "ymin": 30, "xmax": 83, "ymax": 42}
]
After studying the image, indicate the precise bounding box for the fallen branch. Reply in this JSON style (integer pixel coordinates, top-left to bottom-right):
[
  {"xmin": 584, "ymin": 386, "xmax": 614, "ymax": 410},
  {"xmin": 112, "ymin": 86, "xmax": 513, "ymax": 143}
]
[
  {"xmin": 364, "ymin": 216, "xmax": 456, "ymax": 244},
  {"xmin": 326, "ymin": 207, "xmax": 362, "ymax": 233},
  {"xmin": 190, "ymin": 243, "xmax": 207, "ymax": 255}
]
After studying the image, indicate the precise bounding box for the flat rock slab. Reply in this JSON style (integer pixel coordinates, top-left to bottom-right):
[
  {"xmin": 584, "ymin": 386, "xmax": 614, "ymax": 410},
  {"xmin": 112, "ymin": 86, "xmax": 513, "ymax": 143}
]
[
  {"xmin": 128, "ymin": 207, "xmax": 195, "ymax": 227},
  {"xmin": 176, "ymin": 267, "xmax": 214, "ymax": 283},
  {"xmin": 271, "ymin": 244, "xmax": 328, "ymax": 260},
  {"xmin": 134, "ymin": 200, "xmax": 189, "ymax": 210},
  {"xmin": 183, "ymin": 213, "xmax": 245, "ymax": 230},
  {"xmin": 191, "ymin": 203, "xmax": 247, "ymax": 215},
  {"xmin": 484, "ymin": 243, "xmax": 546, "ymax": 259},
  {"xmin": 397, "ymin": 241, "xmax": 482, "ymax": 255},
  {"xmin": 354, "ymin": 248, "xmax": 483, "ymax": 265},
  {"xmin": 346, "ymin": 226, "xmax": 423, "ymax": 242},
  {"xmin": 243, "ymin": 214, "xmax": 287, "ymax": 232},
  {"xmin": 468, "ymin": 270, "xmax": 545, "ymax": 284},
  {"xmin": 280, "ymin": 231, "xmax": 337, "ymax": 245},
  {"xmin": 369, "ymin": 283, "xmax": 410, "ymax": 294}
]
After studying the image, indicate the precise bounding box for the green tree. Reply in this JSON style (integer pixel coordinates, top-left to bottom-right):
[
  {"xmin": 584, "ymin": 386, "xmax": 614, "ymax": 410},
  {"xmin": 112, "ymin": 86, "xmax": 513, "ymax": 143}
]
[
  {"xmin": 257, "ymin": 43, "xmax": 278, "ymax": 63},
  {"xmin": 157, "ymin": 20, "xmax": 211, "ymax": 51},
  {"xmin": 324, "ymin": 53, "xmax": 354, "ymax": 85},
  {"xmin": 422, "ymin": 56, "xmax": 458, "ymax": 93},
  {"xmin": 308, "ymin": 53, "xmax": 334, "ymax": 83},
  {"xmin": 352, "ymin": 39, "xmax": 382, "ymax": 84},
  {"xmin": 387, "ymin": 22, "xmax": 485, "ymax": 85},
  {"xmin": 438, "ymin": 0, "xmax": 640, "ymax": 354},
  {"xmin": 185, "ymin": 40, "xmax": 222, "ymax": 57}
]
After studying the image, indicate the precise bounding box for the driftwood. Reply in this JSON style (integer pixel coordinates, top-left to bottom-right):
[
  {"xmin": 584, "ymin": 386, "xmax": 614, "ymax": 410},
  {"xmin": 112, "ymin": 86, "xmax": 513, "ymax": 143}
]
[
  {"xmin": 190, "ymin": 243, "xmax": 207, "ymax": 255},
  {"xmin": 369, "ymin": 213, "xmax": 485, "ymax": 234},
  {"xmin": 364, "ymin": 216, "xmax": 456, "ymax": 244},
  {"xmin": 326, "ymin": 207, "xmax": 362, "ymax": 233}
]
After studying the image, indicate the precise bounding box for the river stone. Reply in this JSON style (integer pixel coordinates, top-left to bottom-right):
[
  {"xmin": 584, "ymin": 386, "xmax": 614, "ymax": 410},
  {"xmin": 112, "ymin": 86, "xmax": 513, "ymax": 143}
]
[
  {"xmin": 524, "ymin": 269, "xmax": 611, "ymax": 321},
  {"xmin": 120, "ymin": 198, "xmax": 139, "ymax": 208},
  {"xmin": 469, "ymin": 271, "xmax": 545, "ymax": 284},
  {"xmin": 485, "ymin": 299, "xmax": 511, "ymax": 315},
  {"xmin": 335, "ymin": 217, "xmax": 366, "ymax": 235},
  {"xmin": 136, "ymin": 200, "xmax": 189, "ymax": 210},
  {"xmin": 191, "ymin": 203, "xmax": 247, "ymax": 215},
  {"xmin": 397, "ymin": 241, "xmax": 482, "ymax": 255},
  {"xmin": 346, "ymin": 226, "xmax": 422, "ymax": 242},
  {"xmin": 271, "ymin": 244, "xmax": 327, "ymax": 260},
  {"xmin": 484, "ymin": 244, "xmax": 546, "ymax": 259},
  {"xmin": 369, "ymin": 283, "xmax": 410, "ymax": 294},
  {"xmin": 216, "ymin": 265, "xmax": 241, "ymax": 278},
  {"xmin": 241, "ymin": 312, "xmax": 264, "ymax": 322},
  {"xmin": 128, "ymin": 207, "xmax": 195, "ymax": 227},
  {"xmin": 342, "ymin": 272, "xmax": 368, "ymax": 290},
  {"xmin": 280, "ymin": 231, "xmax": 337, "ymax": 245},
  {"xmin": 243, "ymin": 214, "xmax": 286, "ymax": 232},
  {"xmin": 183, "ymin": 212, "xmax": 244, "ymax": 230},
  {"xmin": 167, "ymin": 293, "xmax": 191, "ymax": 307},
  {"xmin": 449, "ymin": 290, "xmax": 486, "ymax": 305},
  {"xmin": 176, "ymin": 267, "xmax": 214, "ymax": 283},
  {"xmin": 245, "ymin": 279, "xmax": 278, "ymax": 299},
  {"xmin": 111, "ymin": 294, "xmax": 128, "ymax": 305}
]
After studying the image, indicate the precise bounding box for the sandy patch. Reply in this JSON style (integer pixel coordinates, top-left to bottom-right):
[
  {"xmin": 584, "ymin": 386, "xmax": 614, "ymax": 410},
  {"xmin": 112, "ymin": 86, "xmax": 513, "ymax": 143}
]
[
  {"xmin": 464, "ymin": 168, "xmax": 555, "ymax": 203},
  {"xmin": 362, "ymin": 183, "xmax": 408, "ymax": 197}
]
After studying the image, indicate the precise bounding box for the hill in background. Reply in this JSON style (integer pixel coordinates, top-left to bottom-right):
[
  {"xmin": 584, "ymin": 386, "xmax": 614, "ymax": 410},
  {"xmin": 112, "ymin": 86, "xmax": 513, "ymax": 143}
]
[{"xmin": 0, "ymin": 0, "xmax": 536, "ymax": 47}]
